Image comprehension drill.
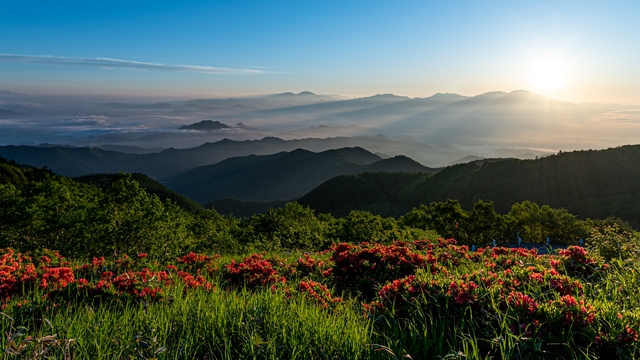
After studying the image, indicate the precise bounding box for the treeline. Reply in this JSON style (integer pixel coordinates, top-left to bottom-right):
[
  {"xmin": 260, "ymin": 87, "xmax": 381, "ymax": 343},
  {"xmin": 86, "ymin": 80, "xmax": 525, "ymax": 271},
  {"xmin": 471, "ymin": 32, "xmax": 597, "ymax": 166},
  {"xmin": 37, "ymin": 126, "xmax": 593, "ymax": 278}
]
[
  {"xmin": 399, "ymin": 199, "xmax": 614, "ymax": 246},
  {"xmin": 0, "ymin": 156, "xmax": 634, "ymax": 260}
]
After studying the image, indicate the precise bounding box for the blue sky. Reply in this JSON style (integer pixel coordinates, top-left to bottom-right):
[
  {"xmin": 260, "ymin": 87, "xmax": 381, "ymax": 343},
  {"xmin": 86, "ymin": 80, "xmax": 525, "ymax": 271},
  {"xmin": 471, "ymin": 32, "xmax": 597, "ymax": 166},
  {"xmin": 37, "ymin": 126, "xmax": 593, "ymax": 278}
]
[{"xmin": 1, "ymin": 1, "xmax": 639, "ymax": 104}]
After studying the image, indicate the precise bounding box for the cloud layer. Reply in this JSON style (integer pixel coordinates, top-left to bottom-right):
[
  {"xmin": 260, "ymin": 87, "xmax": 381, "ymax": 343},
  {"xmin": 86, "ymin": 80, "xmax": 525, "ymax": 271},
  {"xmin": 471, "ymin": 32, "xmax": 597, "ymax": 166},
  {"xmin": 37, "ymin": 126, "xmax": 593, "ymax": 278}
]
[{"xmin": 0, "ymin": 54, "xmax": 265, "ymax": 75}]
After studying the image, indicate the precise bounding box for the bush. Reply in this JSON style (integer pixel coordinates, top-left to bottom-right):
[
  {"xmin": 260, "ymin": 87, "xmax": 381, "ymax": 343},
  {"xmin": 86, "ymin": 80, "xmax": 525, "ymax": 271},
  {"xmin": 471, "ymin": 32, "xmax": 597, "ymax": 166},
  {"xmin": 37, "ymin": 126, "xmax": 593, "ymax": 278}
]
[{"xmin": 588, "ymin": 224, "xmax": 640, "ymax": 261}]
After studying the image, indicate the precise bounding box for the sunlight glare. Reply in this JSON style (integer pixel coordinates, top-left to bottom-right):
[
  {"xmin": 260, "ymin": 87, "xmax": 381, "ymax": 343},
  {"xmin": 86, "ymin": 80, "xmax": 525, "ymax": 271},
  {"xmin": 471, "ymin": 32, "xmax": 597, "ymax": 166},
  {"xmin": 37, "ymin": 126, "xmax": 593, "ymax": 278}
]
[{"xmin": 530, "ymin": 60, "xmax": 566, "ymax": 93}]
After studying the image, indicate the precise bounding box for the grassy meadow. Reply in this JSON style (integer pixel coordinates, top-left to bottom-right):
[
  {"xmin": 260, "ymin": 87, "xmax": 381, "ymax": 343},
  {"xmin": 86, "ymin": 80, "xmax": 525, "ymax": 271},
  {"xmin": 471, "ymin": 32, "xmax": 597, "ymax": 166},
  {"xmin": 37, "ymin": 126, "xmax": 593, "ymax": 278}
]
[{"xmin": 2, "ymin": 240, "xmax": 640, "ymax": 359}]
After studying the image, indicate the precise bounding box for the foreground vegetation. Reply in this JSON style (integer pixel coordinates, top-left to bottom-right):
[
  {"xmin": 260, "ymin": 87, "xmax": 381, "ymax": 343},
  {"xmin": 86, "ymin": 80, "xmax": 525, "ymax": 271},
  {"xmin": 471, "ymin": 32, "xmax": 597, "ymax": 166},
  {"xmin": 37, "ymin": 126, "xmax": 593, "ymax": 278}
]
[
  {"xmin": 2, "ymin": 155, "xmax": 640, "ymax": 358},
  {"xmin": 1, "ymin": 240, "xmax": 640, "ymax": 359}
]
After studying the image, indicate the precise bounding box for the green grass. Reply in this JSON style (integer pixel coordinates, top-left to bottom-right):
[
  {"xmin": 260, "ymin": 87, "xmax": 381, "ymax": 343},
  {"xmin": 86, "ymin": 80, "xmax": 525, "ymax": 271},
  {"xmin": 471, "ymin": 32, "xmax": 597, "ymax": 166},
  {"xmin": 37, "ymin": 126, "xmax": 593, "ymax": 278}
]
[{"xmin": 1, "ymin": 284, "xmax": 373, "ymax": 359}]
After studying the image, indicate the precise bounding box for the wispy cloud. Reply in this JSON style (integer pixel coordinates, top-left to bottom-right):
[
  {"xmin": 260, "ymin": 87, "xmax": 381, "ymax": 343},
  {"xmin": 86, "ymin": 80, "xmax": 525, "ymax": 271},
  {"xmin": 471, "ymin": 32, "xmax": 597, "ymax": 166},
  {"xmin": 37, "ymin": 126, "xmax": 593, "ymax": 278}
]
[
  {"xmin": 593, "ymin": 109, "xmax": 640, "ymax": 123},
  {"xmin": 0, "ymin": 54, "xmax": 265, "ymax": 75}
]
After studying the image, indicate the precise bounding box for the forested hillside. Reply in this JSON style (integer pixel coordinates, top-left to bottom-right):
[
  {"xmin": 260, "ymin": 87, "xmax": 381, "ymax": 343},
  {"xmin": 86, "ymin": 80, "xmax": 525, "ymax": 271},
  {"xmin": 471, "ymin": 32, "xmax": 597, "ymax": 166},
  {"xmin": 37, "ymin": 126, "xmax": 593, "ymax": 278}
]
[
  {"xmin": 74, "ymin": 172, "xmax": 205, "ymax": 213},
  {"xmin": 165, "ymin": 147, "xmax": 434, "ymax": 203},
  {"xmin": 300, "ymin": 145, "xmax": 640, "ymax": 226}
]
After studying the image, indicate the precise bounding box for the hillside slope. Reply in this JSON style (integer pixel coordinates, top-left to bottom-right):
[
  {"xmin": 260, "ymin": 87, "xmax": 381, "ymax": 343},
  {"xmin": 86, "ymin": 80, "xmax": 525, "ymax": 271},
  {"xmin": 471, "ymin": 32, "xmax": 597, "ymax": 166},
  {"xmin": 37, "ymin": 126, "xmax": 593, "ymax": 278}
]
[
  {"xmin": 299, "ymin": 145, "xmax": 640, "ymax": 226},
  {"xmin": 165, "ymin": 148, "xmax": 435, "ymax": 203}
]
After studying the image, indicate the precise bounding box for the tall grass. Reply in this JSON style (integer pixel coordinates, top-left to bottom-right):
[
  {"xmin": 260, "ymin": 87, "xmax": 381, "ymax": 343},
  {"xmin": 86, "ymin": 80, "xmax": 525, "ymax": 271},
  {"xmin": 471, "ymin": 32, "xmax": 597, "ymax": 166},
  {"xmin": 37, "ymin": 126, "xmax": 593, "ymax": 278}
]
[{"xmin": 1, "ymin": 283, "xmax": 373, "ymax": 359}]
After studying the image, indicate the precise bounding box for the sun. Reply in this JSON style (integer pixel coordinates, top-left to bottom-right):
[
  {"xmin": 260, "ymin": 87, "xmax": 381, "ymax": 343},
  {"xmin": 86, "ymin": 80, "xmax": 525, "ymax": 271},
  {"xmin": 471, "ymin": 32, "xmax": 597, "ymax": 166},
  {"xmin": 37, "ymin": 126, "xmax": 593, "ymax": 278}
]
[{"xmin": 530, "ymin": 60, "xmax": 566, "ymax": 93}]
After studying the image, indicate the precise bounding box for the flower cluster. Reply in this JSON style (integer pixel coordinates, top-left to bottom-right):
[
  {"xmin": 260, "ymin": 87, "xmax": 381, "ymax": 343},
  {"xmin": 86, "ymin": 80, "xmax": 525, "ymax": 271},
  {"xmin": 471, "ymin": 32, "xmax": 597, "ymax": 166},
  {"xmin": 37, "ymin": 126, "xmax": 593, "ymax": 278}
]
[
  {"xmin": 329, "ymin": 242, "xmax": 438, "ymax": 299},
  {"xmin": 177, "ymin": 271, "xmax": 215, "ymax": 291},
  {"xmin": 507, "ymin": 291, "xmax": 538, "ymax": 316},
  {"xmin": 292, "ymin": 254, "xmax": 328, "ymax": 278},
  {"xmin": 224, "ymin": 254, "xmax": 285, "ymax": 289},
  {"xmin": 178, "ymin": 252, "xmax": 214, "ymax": 266},
  {"xmin": 40, "ymin": 267, "xmax": 75, "ymax": 291},
  {"xmin": 553, "ymin": 246, "xmax": 608, "ymax": 278},
  {"xmin": 549, "ymin": 294, "xmax": 597, "ymax": 327},
  {"xmin": 0, "ymin": 249, "xmax": 38, "ymax": 301},
  {"xmin": 298, "ymin": 280, "xmax": 341, "ymax": 309},
  {"xmin": 93, "ymin": 268, "xmax": 172, "ymax": 299},
  {"xmin": 448, "ymin": 280, "xmax": 478, "ymax": 306}
]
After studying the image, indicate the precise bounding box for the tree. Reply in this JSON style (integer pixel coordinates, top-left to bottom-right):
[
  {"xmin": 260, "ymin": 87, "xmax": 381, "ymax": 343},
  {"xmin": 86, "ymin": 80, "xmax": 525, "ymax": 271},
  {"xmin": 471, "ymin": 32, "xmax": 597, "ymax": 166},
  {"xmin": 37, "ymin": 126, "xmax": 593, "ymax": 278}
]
[
  {"xmin": 88, "ymin": 173, "xmax": 193, "ymax": 259},
  {"xmin": 242, "ymin": 202, "xmax": 330, "ymax": 251},
  {"xmin": 505, "ymin": 201, "xmax": 544, "ymax": 243},
  {"xmin": 399, "ymin": 204, "xmax": 431, "ymax": 230},
  {"xmin": 426, "ymin": 199, "xmax": 469, "ymax": 243},
  {"xmin": 190, "ymin": 209, "xmax": 241, "ymax": 254},
  {"xmin": 467, "ymin": 200, "xmax": 503, "ymax": 245}
]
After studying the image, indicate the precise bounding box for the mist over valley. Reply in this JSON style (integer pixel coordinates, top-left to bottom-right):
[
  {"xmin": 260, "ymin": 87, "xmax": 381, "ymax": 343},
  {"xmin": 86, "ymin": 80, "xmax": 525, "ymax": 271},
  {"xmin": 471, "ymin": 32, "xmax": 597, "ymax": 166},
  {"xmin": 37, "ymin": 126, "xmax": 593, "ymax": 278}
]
[{"xmin": 1, "ymin": 89, "xmax": 637, "ymax": 169}]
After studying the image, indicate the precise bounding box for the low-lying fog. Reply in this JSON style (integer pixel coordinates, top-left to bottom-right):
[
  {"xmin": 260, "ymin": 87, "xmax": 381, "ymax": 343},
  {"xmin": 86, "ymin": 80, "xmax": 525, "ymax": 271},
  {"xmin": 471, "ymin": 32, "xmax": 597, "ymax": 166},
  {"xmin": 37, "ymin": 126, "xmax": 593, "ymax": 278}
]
[{"xmin": 1, "ymin": 89, "xmax": 639, "ymax": 167}]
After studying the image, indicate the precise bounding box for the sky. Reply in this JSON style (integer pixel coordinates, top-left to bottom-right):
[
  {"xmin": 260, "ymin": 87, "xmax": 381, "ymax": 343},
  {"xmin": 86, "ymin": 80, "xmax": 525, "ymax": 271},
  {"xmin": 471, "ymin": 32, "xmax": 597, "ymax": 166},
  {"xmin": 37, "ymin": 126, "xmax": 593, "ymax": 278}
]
[{"xmin": 1, "ymin": 1, "xmax": 639, "ymax": 104}]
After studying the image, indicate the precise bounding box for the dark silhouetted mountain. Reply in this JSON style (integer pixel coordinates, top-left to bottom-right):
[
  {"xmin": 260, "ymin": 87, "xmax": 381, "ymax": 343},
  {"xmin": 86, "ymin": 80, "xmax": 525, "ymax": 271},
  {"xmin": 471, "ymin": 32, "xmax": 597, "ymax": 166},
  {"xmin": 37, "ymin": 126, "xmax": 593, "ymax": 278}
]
[
  {"xmin": 179, "ymin": 120, "xmax": 260, "ymax": 132},
  {"xmin": 34, "ymin": 143, "xmax": 163, "ymax": 155},
  {"xmin": 360, "ymin": 155, "xmax": 430, "ymax": 172},
  {"xmin": 179, "ymin": 120, "xmax": 231, "ymax": 131},
  {"xmin": 0, "ymin": 136, "xmax": 446, "ymax": 178},
  {"xmin": 164, "ymin": 148, "xmax": 435, "ymax": 203},
  {"xmin": 95, "ymin": 145, "xmax": 164, "ymax": 154},
  {"xmin": 0, "ymin": 146, "xmax": 142, "ymax": 177},
  {"xmin": 298, "ymin": 145, "xmax": 640, "ymax": 226},
  {"xmin": 0, "ymin": 109, "xmax": 28, "ymax": 118},
  {"xmin": 446, "ymin": 155, "xmax": 486, "ymax": 166},
  {"xmin": 298, "ymin": 172, "xmax": 429, "ymax": 218},
  {"xmin": 36, "ymin": 143, "xmax": 79, "ymax": 148}
]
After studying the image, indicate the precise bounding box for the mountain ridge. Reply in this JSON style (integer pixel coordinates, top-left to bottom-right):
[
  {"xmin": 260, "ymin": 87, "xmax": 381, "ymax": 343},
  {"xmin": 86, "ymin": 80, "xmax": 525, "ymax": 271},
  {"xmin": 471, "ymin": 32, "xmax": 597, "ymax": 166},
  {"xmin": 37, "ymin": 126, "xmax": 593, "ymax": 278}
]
[{"xmin": 164, "ymin": 147, "xmax": 435, "ymax": 203}]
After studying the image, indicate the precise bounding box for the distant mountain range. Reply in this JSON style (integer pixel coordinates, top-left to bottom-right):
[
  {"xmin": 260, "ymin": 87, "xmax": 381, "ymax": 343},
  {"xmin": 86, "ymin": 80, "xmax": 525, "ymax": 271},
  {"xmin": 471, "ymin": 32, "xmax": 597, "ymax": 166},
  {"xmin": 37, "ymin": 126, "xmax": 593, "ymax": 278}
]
[
  {"xmin": 0, "ymin": 136, "xmax": 456, "ymax": 178},
  {"xmin": 164, "ymin": 147, "xmax": 435, "ymax": 203},
  {"xmin": 34, "ymin": 143, "xmax": 164, "ymax": 155}
]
